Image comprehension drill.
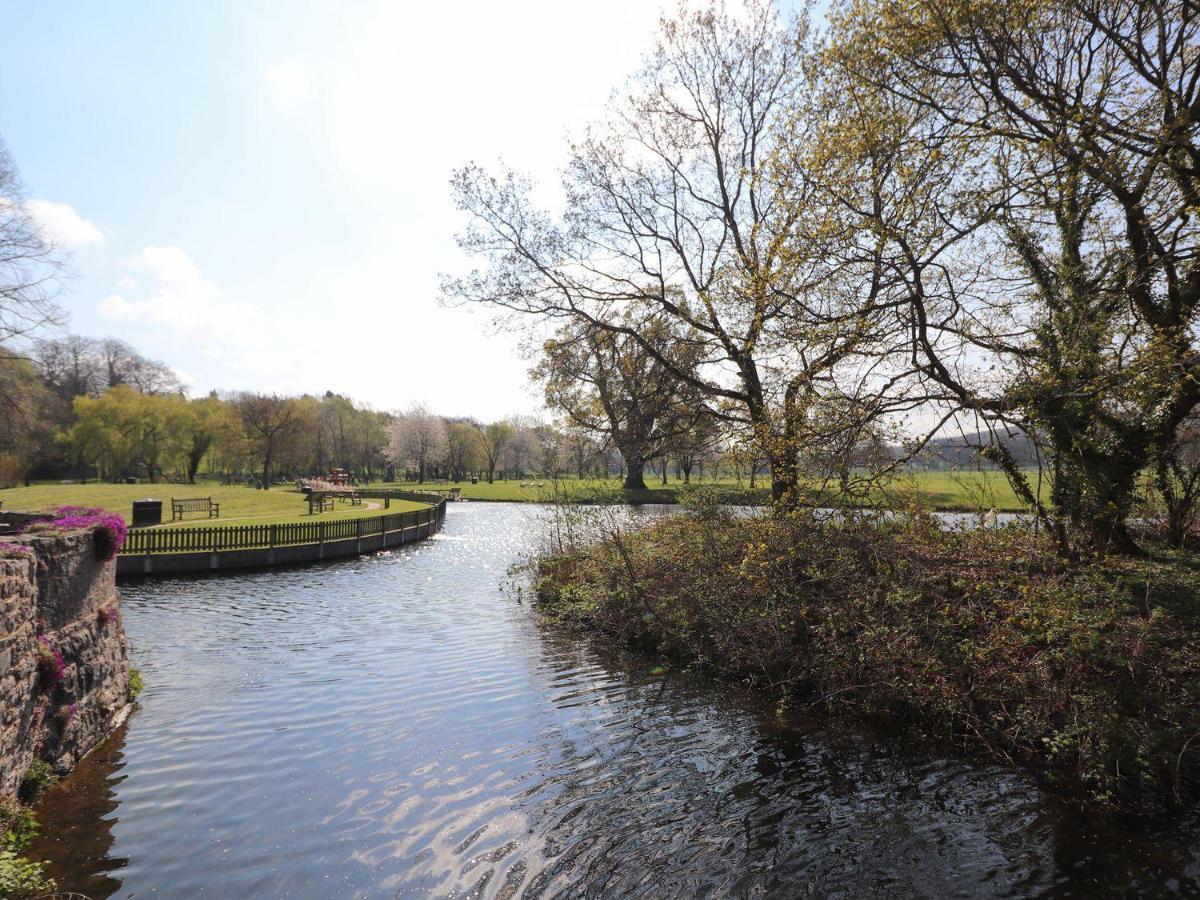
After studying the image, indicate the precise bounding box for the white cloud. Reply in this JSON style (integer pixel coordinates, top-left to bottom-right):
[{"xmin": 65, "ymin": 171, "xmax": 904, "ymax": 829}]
[
  {"xmin": 25, "ymin": 199, "xmax": 104, "ymax": 247},
  {"xmin": 98, "ymin": 245, "xmax": 265, "ymax": 343}
]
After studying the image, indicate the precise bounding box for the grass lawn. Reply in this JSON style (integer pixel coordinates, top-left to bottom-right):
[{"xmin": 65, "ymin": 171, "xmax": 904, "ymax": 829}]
[
  {"xmin": 0, "ymin": 483, "xmax": 427, "ymax": 528},
  {"xmin": 0, "ymin": 469, "xmax": 1042, "ymax": 525},
  {"xmin": 384, "ymin": 468, "xmax": 1041, "ymax": 511}
]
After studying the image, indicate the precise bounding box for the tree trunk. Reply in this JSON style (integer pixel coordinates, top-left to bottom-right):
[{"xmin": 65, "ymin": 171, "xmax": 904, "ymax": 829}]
[
  {"xmin": 623, "ymin": 457, "xmax": 647, "ymax": 491},
  {"xmin": 261, "ymin": 450, "xmax": 272, "ymax": 490}
]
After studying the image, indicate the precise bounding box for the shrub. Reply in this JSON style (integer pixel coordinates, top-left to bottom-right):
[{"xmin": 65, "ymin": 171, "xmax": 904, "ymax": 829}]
[
  {"xmin": 0, "ymin": 800, "xmax": 36, "ymax": 852},
  {"xmin": 18, "ymin": 761, "xmax": 58, "ymax": 806},
  {"xmin": 0, "ymin": 849, "xmax": 54, "ymax": 898},
  {"xmin": 534, "ymin": 511, "xmax": 1200, "ymax": 810},
  {"xmin": 677, "ymin": 483, "xmax": 730, "ymax": 522},
  {"xmin": 128, "ymin": 666, "xmax": 144, "ymax": 702}
]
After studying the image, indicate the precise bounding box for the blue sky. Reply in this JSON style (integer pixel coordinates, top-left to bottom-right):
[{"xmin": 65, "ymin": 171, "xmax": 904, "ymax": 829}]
[{"xmin": 0, "ymin": 1, "xmax": 672, "ymax": 417}]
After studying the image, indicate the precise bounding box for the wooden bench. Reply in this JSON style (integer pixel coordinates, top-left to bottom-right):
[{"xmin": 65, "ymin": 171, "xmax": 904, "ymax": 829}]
[
  {"xmin": 339, "ymin": 491, "xmax": 362, "ymax": 507},
  {"xmin": 308, "ymin": 493, "xmax": 336, "ymax": 514},
  {"xmin": 171, "ymin": 497, "xmax": 220, "ymax": 521}
]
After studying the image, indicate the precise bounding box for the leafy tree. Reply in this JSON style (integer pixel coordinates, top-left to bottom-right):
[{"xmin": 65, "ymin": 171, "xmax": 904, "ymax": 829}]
[
  {"xmin": 69, "ymin": 387, "xmax": 189, "ymax": 482},
  {"xmin": 181, "ymin": 395, "xmax": 230, "ymax": 484},
  {"xmin": 443, "ymin": 419, "xmax": 483, "ymax": 481},
  {"xmin": 820, "ymin": 0, "xmax": 1200, "ymax": 550},
  {"xmin": 531, "ymin": 313, "xmax": 708, "ymax": 490},
  {"xmin": 234, "ymin": 393, "xmax": 310, "ymax": 489},
  {"xmin": 475, "ymin": 420, "xmax": 514, "ymax": 484},
  {"xmin": 0, "ymin": 356, "xmax": 61, "ymax": 487}
]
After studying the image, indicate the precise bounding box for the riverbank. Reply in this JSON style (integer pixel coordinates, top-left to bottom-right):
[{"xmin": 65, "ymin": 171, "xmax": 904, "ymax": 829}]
[{"xmin": 532, "ymin": 506, "xmax": 1200, "ymax": 812}]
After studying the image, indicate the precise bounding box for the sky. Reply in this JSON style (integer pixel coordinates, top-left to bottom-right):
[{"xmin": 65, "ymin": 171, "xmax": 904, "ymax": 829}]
[{"xmin": 0, "ymin": 1, "xmax": 678, "ymax": 419}]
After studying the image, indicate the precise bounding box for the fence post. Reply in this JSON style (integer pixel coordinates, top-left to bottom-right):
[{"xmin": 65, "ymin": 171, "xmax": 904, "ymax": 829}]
[{"xmin": 318, "ymin": 521, "xmax": 325, "ymax": 559}]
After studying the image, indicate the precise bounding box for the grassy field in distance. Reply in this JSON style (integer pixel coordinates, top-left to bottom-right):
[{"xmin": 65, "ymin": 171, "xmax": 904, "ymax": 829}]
[
  {"xmin": 386, "ymin": 468, "xmax": 1040, "ymax": 511},
  {"xmin": 0, "ymin": 482, "xmax": 427, "ymax": 528}
]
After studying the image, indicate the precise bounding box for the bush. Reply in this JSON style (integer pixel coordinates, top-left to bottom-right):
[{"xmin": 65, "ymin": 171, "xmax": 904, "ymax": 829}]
[
  {"xmin": 0, "ymin": 797, "xmax": 51, "ymax": 900},
  {"xmin": 0, "ymin": 849, "xmax": 54, "ymax": 898},
  {"xmin": 534, "ymin": 510, "xmax": 1200, "ymax": 810},
  {"xmin": 128, "ymin": 666, "xmax": 144, "ymax": 702},
  {"xmin": 0, "ymin": 800, "xmax": 36, "ymax": 852},
  {"xmin": 18, "ymin": 761, "xmax": 58, "ymax": 807}
]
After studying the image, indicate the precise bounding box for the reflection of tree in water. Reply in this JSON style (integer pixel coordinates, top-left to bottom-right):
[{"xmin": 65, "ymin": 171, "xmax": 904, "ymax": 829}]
[
  {"xmin": 526, "ymin": 633, "xmax": 1200, "ymax": 897},
  {"xmin": 28, "ymin": 722, "xmax": 130, "ymax": 899}
]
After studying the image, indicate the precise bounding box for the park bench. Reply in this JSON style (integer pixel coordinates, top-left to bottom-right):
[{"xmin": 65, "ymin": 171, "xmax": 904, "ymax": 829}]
[
  {"xmin": 339, "ymin": 491, "xmax": 362, "ymax": 506},
  {"xmin": 171, "ymin": 497, "xmax": 221, "ymax": 521},
  {"xmin": 308, "ymin": 492, "xmax": 336, "ymax": 514}
]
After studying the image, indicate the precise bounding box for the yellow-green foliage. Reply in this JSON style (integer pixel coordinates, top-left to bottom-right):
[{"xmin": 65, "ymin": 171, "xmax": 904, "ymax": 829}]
[
  {"xmin": 0, "ymin": 797, "xmax": 52, "ymax": 899},
  {"xmin": 128, "ymin": 666, "xmax": 144, "ymax": 702}
]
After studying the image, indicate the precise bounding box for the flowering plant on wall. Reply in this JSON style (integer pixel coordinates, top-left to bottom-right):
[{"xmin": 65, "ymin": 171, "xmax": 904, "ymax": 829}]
[
  {"xmin": 0, "ymin": 542, "xmax": 33, "ymax": 559},
  {"xmin": 97, "ymin": 603, "xmax": 119, "ymax": 626},
  {"xmin": 27, "ymin": 507, "xmax": 128, "ymax": 560},
  {"xmin": 35, "ymin": 637, "xmax": 66, "ymax": 687}
]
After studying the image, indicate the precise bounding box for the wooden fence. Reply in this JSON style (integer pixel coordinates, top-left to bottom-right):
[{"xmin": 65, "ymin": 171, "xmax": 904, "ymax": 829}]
[{"xmin": 120, "ymin": 501, "xmax": 444, "ymax": 556}]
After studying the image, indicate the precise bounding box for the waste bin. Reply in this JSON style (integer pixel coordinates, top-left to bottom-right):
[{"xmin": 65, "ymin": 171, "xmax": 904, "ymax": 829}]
[{"xmin": 131, "ymin": 499, "xmax": 162, "ymax": 528}]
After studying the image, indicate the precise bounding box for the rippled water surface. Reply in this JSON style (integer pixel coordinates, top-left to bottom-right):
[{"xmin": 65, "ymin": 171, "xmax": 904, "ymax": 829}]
[{"xmin": 31, "ymin": 503, "xmax": 1200, "ymax": 897}]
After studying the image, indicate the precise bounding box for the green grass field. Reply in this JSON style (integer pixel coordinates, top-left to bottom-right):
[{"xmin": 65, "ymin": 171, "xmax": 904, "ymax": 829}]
[
  {"xmin": 384, "ymin": 468, "xmax": 1040, "ymax": 511},
  {"xmin": 0, "ymin": 469, "xmax": 1042, "ymax": 528},
  {"xmin": 0, "ymin": 483, "xmax": 427, "ymax": 528}
]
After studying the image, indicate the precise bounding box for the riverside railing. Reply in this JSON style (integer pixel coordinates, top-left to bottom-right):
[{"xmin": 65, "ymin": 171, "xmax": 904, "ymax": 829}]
[{"xmin": 120, "ymin": 500, "xmax": 446, "ymax": 556}]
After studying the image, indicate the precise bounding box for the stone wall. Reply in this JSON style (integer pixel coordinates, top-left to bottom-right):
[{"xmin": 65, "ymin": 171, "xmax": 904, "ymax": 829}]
[{"xmin": 0, "ymin": 527, "xmax": 131, "ymax": 798}]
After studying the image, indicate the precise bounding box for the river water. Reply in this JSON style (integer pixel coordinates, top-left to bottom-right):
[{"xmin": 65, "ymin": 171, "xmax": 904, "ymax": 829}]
[{"xmin": 29, "ymin": 503, "xmax": 1200, "ymax": 897}]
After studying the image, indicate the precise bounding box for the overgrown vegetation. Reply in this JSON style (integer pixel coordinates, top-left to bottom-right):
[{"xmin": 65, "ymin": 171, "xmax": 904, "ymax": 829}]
[
  {"xmin": 128, "ymin": 666, "xmax": 144, "ymax": 702},
  {"xmin": 534, "ymin": 506, "xmax": 1200, "ymax": 811},
  {"xmin": 17, "ymin": 762, "xmax": 57, "ymax": 808},
  {"xmin": 0, "ymin": 770, "xmax": 56, "ymax": 898}
]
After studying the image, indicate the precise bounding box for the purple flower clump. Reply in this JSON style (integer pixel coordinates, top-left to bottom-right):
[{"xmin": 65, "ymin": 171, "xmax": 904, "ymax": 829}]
[
  {"xmin": 0, "ymin": 542, "xmax": 34, "ymax": 558},
  {"xmin": 30, "ymin": 507, "xmax": 129, "ymax": 560},
  {"xmin": 36, "ymin": 636, "xmax": 67, "ymax": 687}
]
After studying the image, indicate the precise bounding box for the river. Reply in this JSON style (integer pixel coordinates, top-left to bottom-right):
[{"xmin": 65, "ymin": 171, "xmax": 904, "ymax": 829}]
[{"xmin": 29, "ymin": 503, "xmax": 1200, "ymax": 896}]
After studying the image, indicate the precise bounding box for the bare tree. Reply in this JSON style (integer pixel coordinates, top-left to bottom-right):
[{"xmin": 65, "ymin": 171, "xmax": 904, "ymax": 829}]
[
  {"xmin": 35, "ymin": 334, "xmax": 180, "ymax": 400},
  {"xmin": 0, "ymin": 139, "xmax": 61, "ymax": 406}
]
